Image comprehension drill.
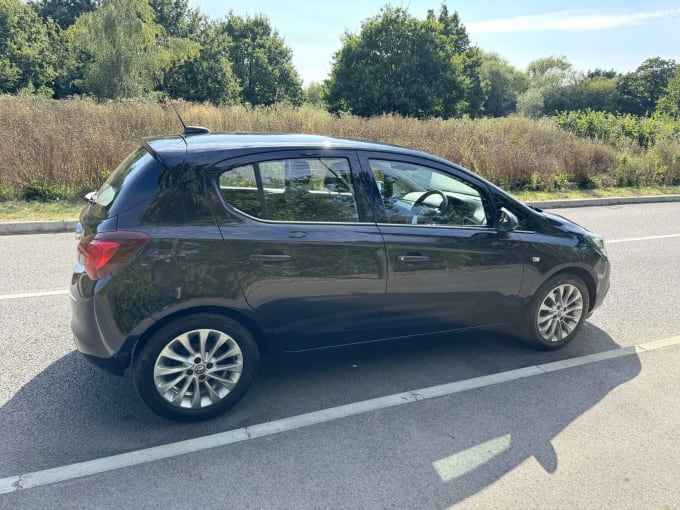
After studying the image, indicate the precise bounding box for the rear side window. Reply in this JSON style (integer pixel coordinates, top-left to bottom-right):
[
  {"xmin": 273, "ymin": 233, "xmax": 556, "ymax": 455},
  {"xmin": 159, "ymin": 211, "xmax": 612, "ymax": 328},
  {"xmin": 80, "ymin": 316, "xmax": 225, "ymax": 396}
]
[
  {"xmin": 92, "ymin": 148, "xmax": 164, "ymax": 218},
  {"xmin": 219, "ymin": 158, "xmax": 360, "ymax": 222}
]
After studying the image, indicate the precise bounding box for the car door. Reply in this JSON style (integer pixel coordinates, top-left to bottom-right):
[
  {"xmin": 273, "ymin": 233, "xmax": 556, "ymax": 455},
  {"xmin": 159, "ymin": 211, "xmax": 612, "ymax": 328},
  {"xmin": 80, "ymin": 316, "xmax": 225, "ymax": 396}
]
[
  {"xmin": 213, "ymin": 150, "xmax": 387, "ymax": 351},
  {"xmin": 357, "ymin": 153, "xmax": 525, "ymax": 338}
]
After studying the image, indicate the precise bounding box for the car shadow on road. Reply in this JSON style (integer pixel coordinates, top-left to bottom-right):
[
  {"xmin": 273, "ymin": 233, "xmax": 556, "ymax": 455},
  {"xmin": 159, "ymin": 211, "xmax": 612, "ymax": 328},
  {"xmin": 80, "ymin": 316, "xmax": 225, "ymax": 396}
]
[{"xmin": 0, "ymin": 322, "xmax": 640, "ymax": 507}]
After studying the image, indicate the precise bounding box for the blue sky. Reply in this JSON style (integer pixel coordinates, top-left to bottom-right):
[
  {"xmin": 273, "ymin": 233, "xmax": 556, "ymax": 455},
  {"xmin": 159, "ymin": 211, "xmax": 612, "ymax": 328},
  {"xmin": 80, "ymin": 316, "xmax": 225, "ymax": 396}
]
[{"xmin": 190, "ymin": 1, "xmax": 680, "ymax": 85}]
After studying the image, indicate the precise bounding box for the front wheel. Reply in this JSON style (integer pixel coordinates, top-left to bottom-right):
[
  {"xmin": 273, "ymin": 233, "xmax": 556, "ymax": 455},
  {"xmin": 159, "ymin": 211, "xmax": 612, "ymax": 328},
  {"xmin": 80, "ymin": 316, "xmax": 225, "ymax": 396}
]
[
  {"xmin": 522, "ymin": 274, "xmax": 589, "ymax": 350},
  {"xmin": 132, "ymin": 313, "xmax": 259, "ymax": 421}
]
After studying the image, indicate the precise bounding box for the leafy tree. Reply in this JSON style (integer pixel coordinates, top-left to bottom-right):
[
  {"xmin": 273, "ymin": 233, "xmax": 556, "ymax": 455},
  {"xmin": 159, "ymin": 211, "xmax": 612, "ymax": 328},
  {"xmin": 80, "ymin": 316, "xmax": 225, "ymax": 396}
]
[
  {"xmin": 516, "ymin": 87, "xmax": 545, "ymax": 119},
  {"xmin": 588, "ymin": 68, "xmax": 618, "ymax": 80},
  {"xmin": 31, "ymin": 0, "xmax": 99, "ymax": 30},
  {"xmin": 225, "ymin": 13, "xmax": 303, "ymax": 106},
  {"xmin": 549, "ymin": 75, "xmax": 620, "ymax": 113},
  {"xmin": 656, "ymin": 67, "xmax": 680, "ymax": 118},
  {"xmin": 479, "ymin": 52, "xmax": 528, "ymax": 117},
  {"xmin": 67, "ymin": 0, "xmax": 197, "ymax": 99},
  {"xmin": 432, "ymin": 4, "xmax": 485, "ymax": 116},
  {"xmin": 162, "ymin": 19, "xmax": 241, "ymax": 105},
  {"xmin": 518, "ymin": 56, "xmax": 574, "ymax": 117},
  {"xmin": 526, "ymin": 56, "xmax": 573, "ymax": 84},
  {"xmin": 149, "ymin": 0, "xmax": 197, "ymax": 37},
  {"xmin": 324, "ymin": 5, "xmax": 484, "ymax": 118},
  {"xmin": 304, "ymin": 81, "xmax": 325, "ymax": 107},
  {"xmin": 0, "ymin": 0, "xmax": 57, "ymax": 93},
  {"xmin": 616, "ymin": 58, "xmax": 677, "ymax": 115},
  {"xmin": 615, "ymin": 73, "xmax": 647, "ymax": 116}
]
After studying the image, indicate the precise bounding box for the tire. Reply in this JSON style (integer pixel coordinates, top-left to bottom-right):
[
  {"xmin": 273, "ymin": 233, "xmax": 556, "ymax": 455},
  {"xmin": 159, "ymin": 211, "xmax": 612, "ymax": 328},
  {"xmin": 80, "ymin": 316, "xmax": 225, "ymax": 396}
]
[
  {"xmin": 522, "ymin": 274, "xmax": 590, "ymax": 350},
  {"xmin": 132, "ymin": 313, "xmax": 259, "ymax": 421}
]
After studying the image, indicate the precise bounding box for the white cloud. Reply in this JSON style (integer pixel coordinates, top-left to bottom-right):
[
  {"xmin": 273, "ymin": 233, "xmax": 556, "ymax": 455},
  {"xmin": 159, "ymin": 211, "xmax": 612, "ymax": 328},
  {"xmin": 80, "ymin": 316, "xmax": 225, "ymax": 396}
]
[{"xmin": 467, "ymin": 9, "xmax": 680, "ymax": 34}]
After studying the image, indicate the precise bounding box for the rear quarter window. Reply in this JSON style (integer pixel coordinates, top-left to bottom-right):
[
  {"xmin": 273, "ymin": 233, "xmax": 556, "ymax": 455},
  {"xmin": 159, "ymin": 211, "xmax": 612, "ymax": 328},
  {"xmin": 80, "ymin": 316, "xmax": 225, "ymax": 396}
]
[{"xmin": 91, "ymin": 148, "xmax": 165, "ymax": 218}]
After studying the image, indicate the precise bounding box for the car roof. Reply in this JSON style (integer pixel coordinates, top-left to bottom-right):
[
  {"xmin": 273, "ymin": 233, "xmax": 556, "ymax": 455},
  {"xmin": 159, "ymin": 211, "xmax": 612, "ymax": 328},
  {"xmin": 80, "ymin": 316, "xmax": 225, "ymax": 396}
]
[{"xmin": 143, "ymin": 132, "xmax": 449, "ymax": 169}]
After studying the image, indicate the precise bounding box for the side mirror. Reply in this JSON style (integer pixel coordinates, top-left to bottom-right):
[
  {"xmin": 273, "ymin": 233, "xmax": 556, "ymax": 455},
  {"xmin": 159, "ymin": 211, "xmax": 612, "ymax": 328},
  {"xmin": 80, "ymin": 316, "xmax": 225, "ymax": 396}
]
[{"xmin": 497, "ymin": 207, "xmax": 519, "ymax": 232}]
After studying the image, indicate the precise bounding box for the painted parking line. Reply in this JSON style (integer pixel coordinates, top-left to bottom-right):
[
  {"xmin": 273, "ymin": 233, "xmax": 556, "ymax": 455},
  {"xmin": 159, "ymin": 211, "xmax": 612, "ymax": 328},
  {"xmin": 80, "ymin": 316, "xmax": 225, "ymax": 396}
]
[
  {"xmin": 608, "ymin": 233, "xmax": 680, "ymax": 244},
  {"xmin": 0, "ymin": 290, "xmax": 69, "ymax": 301},
  {"xmin": 1, "ymin": 334, "xmax": 679, "ymax": 495}
]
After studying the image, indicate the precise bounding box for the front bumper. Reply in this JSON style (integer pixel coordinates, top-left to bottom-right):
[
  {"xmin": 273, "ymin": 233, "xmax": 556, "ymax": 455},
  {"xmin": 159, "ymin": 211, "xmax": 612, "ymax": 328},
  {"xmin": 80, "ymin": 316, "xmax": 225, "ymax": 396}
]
[{"xmin": 588, "ymin": 256, "xmax": 611, "ymax": 316}]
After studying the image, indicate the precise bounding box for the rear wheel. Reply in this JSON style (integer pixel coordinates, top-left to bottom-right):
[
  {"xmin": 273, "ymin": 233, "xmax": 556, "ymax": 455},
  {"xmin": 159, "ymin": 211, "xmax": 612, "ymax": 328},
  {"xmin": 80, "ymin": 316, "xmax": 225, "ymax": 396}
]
[
  {"xmin": 522, "ymin": 274, "xmax": 589, "ymax": 350},
  {"xmin": 132, "ymin": 313, "xmax": 259, "ymax": 421}
]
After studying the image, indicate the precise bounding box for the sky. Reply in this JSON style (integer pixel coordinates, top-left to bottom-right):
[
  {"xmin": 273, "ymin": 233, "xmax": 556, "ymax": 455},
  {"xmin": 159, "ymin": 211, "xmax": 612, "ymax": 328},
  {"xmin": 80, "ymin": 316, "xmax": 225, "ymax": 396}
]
[{"xmin": 190, "ymin": 0, "xmax": 680, "ymax": 85}]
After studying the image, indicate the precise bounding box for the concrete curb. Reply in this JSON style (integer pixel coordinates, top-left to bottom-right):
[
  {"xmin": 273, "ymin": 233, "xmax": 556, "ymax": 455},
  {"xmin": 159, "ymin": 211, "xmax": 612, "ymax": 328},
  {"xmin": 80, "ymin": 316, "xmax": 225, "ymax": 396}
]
[
  {"xmin": 525, "ymin": 194, "xmax": 680, "ymax": 209},
  {"xmin": 1, "ymin": 194, "xmax": 680, "ymax": 235},
  {"xmin": 0, "ymin": 220, "xmax": 79, "ymax": 236}
]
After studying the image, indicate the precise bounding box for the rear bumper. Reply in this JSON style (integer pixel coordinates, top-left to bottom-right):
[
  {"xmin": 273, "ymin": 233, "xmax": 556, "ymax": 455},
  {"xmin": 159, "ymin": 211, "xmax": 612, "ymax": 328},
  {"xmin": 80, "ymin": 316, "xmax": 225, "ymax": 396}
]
[{"xmin": 70, "ymin": 277, "xmax": 135, "ymax": 376}]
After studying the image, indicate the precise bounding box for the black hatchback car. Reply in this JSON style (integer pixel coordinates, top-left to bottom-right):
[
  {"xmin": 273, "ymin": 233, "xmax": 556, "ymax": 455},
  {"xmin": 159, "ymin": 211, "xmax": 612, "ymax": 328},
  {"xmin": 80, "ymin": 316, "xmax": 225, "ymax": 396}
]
[{"xmin": 71, "ymin": 131, "xmax": 610, "ymax": 421}]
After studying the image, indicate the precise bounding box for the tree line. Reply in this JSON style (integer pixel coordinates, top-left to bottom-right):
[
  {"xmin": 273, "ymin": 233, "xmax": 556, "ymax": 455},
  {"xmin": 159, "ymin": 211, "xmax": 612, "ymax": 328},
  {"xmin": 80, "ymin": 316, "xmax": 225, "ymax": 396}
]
[
  {"xmin": 1, "ymin": 0, "xmax": 302, "ymax": 105},
  {"xmin": 1, "ymin": 0, "xmax": 679, "ymax": 120}
]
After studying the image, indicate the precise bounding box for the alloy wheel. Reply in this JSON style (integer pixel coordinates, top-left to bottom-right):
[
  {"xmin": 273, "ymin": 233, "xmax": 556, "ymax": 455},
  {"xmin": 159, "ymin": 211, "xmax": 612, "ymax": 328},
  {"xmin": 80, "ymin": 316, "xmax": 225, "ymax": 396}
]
[
  {"xmin": 153, "ymin": 329, "xmax": 243, "ymax": 409},
  {"xmin": 536, "ymin": 283, "xmax": 584, "ymax": 343}
]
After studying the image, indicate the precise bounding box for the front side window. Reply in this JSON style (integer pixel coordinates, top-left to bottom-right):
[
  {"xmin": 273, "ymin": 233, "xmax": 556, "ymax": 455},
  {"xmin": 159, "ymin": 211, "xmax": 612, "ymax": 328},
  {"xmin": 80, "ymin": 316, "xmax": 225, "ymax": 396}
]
[
  {"xmin": 219, "ymin": 158, "xmax": 359, "ymax": 222},
  {"xmin": 370, "ymin": 159, "xmax": 490, "ymax": 227}
]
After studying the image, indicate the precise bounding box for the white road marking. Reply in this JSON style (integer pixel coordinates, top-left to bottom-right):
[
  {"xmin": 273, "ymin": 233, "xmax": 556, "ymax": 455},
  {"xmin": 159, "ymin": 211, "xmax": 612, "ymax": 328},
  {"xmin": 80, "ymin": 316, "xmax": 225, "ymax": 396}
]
[
  {"xmin": 608, "ymin": 233, "xmax": 680, "ymax": 244},
  {"xmin": 1, "ymin": 334, "xmax": 679, "ymax": 494},
  {"xmin": 433, "ymin": 434, "xmax": 512, "ymax": 482},
  {"xmin": 0, "ymin": 290, "xmax": 69, "ymax": 301}
]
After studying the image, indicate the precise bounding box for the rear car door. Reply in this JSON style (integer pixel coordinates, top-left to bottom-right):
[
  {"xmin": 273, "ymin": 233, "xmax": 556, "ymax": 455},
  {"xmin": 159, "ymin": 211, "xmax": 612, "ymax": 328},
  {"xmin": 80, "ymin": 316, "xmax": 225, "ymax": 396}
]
[
  {"xmin": 358, "ymin": 153, "xmax": 525, "ymax": 338},
  {"xmin": 212, "ymin": 150, "xmax": 386, "ymax": 351}
]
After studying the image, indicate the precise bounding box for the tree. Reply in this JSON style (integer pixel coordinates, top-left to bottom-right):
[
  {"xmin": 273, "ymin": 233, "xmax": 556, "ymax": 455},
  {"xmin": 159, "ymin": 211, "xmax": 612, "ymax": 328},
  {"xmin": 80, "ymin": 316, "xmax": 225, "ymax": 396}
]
[
  {"xmin": 324, "ymin": 5, "xmax": 484, "ymax": 118},
  {"xmin": 526, "ymin": 56, "xmax": 573, "ymax": 84},
  {"xmin": 31, "ymin": 0, "xmax": 99, "ymax": 30},
  {"xmin": 547, "ymin": 74, "xmax": 620, "ymax": 113},
  {"xmin": 0, "ymin": 0, "xmax": 56, "ymax": 94},
  {"xmin": 162, "ymin": 19, "xmax": 241, "ymax": 105},
  {"xmin": 656, "ymin": 66, "xmax": 680, "ymax": 118},
  {"xmin": 616, "ymin": 58, "xmax": 677, "ymax": 115},
  {"xmin": 479, "ymin": 52, "xmax": 528, "ymax": 117},
  {"xmin": 225, "ymin": 13, "xmax": 303, "ymax": 106},
  {"xmin": 516, "ymin": 87, "xmax": 545, "ymax": 119},
  {"xmin": 67, "ymin": 0, "xmax": 197, "ymax": 99},
  {"xmin": 304, "ymin": 81, "xmax": 325, "ymax": 107},
  {"xmin": 588, "ymin": 68, "xmax": 618, "ymax": 80},
  {"xmin": 149, "ymin": 0, "xmax": 197, "ymax": 37},
  {"xmin": 518, "ymin": 56, "xmax": 574, "ymax": 117}
]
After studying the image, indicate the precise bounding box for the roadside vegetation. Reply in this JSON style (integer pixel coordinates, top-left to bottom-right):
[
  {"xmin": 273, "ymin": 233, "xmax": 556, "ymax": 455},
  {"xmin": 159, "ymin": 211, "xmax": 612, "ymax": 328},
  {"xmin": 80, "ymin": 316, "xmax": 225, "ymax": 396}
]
[
  {"xmin": 2, "ymin": 96, "xmax": 679, "ymax": 206},
  {"xmin": 1, "ymin": 0, "xmax": 680, "ymax": 220}
]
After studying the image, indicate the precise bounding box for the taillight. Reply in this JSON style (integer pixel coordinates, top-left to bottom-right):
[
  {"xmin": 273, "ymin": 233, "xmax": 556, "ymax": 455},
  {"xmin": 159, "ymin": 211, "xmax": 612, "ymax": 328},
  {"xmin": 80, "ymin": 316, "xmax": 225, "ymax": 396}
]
[{"xmin": 77, "ymin": 231, "xmax": 150, "ymax": 280}]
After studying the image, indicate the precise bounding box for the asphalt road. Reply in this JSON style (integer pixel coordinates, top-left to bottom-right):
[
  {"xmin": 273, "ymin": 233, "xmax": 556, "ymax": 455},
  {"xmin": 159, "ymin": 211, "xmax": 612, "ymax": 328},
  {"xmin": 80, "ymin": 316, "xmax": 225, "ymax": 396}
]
[{"xmin": 1, "ymin": 202, "xmax": 679, "ymax": 509}]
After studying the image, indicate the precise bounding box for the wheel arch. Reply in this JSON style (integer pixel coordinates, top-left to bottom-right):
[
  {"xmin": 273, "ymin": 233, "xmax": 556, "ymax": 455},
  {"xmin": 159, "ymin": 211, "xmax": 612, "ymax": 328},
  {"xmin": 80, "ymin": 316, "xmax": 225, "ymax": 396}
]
[
  {"xmin": 131, "ymin": 305, "xmax": 272, "ymax": 368},
  {"xmin": 548, "ymin": 266, "xmax": 596, "ymax": 313}
]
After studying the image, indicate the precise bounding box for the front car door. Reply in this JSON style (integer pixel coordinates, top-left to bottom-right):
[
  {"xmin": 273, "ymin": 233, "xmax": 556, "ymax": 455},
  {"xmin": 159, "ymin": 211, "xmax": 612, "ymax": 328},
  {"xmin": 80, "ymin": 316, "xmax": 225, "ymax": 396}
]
[
  {"xmin": 357, "ymin": 153, "xmax": 525, "ymax": 338},
  {"xmin": 212, "ymin": 150, "xmax": 386, "ymax": 351}
]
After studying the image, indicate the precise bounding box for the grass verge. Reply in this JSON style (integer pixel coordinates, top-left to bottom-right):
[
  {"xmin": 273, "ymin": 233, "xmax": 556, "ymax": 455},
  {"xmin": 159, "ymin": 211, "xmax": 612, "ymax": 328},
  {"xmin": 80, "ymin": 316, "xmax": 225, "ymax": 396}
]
[{"xmin": 0, "ymin": 201, "xmax": 84, "ymax": 221}]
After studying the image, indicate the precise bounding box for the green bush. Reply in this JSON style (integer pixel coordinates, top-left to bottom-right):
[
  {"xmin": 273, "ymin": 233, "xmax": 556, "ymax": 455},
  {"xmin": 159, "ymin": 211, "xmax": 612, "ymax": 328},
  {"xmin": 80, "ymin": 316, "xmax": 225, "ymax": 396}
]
[
  {"xmin": 21, "ymin": 182, "xmax": 71, "ymax": 201},
  {"xmin": 555, "ymin": 109, "xmax": 680, "ymax": 148}
]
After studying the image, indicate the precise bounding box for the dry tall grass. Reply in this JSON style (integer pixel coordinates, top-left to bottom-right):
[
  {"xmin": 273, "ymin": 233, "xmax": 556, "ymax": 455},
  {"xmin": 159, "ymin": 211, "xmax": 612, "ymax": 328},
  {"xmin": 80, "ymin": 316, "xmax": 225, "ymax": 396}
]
[{"xmin": 1, "ymin": 95, "xmax": 678, "ymax": 200}]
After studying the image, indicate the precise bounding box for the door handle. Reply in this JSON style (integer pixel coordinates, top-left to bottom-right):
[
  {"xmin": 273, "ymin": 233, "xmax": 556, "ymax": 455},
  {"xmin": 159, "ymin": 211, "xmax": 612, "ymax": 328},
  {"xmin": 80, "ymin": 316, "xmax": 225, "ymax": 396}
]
[
  {"xmin": 397, "ymin": 254, "xmax": 429, "ymax": 263},
  {"xmin": 249, "ymin": 253, "xmax": 292, "ymax": 262}
]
